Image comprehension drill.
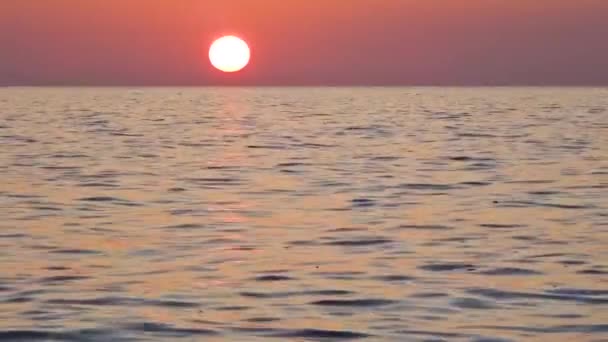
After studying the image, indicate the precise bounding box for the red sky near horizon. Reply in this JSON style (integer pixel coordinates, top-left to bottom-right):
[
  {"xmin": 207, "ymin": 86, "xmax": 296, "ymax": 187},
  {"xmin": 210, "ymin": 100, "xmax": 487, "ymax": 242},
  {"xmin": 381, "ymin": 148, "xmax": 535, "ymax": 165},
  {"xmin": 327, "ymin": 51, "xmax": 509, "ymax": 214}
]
[{"xmin": 1, "ymin": 0, "xmax": 607, "ymax": 85}]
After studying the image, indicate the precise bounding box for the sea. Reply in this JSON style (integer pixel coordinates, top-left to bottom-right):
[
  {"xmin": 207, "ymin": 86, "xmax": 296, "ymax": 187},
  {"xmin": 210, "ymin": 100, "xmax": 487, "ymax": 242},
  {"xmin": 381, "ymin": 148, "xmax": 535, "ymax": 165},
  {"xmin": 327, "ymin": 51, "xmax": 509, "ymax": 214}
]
[{"xmin": 0, "ymin": 87, "xmax": 607, "ymax": 341}]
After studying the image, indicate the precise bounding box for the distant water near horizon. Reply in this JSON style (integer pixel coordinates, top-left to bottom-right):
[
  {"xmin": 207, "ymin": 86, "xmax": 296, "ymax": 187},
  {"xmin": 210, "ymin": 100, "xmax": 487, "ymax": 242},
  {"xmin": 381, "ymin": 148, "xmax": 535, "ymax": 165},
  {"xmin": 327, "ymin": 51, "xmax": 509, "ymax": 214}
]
[{"xmin": 1, "ymin": 87, "xmax": 607, "ymax": 341}]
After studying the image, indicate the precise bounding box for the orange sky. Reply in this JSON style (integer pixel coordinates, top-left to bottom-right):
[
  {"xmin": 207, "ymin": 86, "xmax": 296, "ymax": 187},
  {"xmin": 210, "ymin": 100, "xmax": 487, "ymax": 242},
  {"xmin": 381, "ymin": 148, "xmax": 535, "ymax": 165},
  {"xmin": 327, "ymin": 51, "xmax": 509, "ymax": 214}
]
[{"xmin": 1, "ymin": 0, "xmax": 607, "ymax": 85}]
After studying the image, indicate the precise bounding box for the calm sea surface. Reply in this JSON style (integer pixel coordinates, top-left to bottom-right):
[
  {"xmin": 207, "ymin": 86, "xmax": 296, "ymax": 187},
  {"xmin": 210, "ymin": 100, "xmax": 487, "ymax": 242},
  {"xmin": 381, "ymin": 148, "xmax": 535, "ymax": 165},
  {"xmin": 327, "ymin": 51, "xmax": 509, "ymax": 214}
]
[{"xmin": 1, "ymin": 87, "xmax": 607, "ymax": 341}]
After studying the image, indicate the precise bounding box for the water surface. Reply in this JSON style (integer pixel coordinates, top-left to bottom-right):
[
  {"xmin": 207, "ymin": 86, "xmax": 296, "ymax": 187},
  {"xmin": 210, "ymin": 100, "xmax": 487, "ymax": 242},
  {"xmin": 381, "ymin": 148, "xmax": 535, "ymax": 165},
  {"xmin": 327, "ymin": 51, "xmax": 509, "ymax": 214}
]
[{"xmin": 1, "ymin": 87, "xmax": 607, "ymax": 341}]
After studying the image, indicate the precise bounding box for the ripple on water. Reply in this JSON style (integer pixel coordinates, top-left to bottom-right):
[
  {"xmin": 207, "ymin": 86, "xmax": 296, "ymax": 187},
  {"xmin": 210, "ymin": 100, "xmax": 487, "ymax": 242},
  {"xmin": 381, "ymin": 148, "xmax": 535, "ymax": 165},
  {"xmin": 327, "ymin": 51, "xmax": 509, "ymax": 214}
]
[
  {"xmin": 125, "ymin": 322, "xmax": 218, "ymax": 336},
  {"xmin": 46, "ymin": 297, "xmax": 201, "ymax": 308},
  {"xmin": 467, "ymin": 288, "xmax": 608, "ymax": 304},
  {"xmin": 270, "ymin": 328, "xmax": 370, "ymax": 340},
  {"xmin": 393, "ymin": 224, "xmax": 453, "ymax": 231},
  {"xmin": 371, "ymin": 275, "xmax": 415, "ymax": 282},
  {"xmin": 450, "ymin": 297, "xmax": 497, "ymax": 310},
  {"xmin": 310, "ymin": 299, "xmax": 396, "ymax": 307},
  {"xmin": 240, "ymin": 290, "xmax": 353, "ymax": 299},
  {"xmin": 39, "ymin": 275, "xmax": 90, "ymax": 284},
  {"xmin": 420, "ymin": 262, "xmax": 477, "ymax": 272},
  {"xmin": 324, "ymin": 237, "xmax": 394, "ymax": 247},
  {"xmin": 476, "ymin": 267, "xmax": 542, "ymax": 276},
  {"xmin": 253, "ymin": 275, "xmax": 295, "ymax": 282}
]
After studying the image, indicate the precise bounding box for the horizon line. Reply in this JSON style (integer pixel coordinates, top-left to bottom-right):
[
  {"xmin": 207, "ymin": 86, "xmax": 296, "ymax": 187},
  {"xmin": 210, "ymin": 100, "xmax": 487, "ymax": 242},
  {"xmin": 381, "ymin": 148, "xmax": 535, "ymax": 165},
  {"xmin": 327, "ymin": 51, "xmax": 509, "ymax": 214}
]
[{"xmin": 3, "ymin": 84, "xmax": 608, "ymax": 88}]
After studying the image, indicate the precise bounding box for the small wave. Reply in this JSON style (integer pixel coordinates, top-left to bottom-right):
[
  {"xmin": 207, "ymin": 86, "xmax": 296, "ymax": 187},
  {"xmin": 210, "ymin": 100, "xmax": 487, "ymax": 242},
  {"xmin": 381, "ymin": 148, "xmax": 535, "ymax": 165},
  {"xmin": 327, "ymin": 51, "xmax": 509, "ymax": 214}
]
[
  {"xmin": 478, "ymin": 267, "xmax": 541, "ymax": 276},
  {"xmin": 450, "ymin": 297, "xmax": 497, "ymax": 310},
  {"xmin": 271, "ymin": 328, "xmax": 370, "ymax": 339},
  {"xmin": 254, "ymin": 275, "xmax": 295, "ymax": 282},
  {"xmin": 125, "ymin": 322, "xmax": 217, "ymax": 336},
  {"xmin": 324, "ymin": 237, "xmax": 393, "ymax": 246},
  {"xmin": 420, "ymin": 262, "xmax": 476, "ymax": 272},
  {"xmin": 467, "ymin": 288, "xmax": 608, "ymax": 304},
  {"xmin": 394, "ymin": 224, "xmax": 453, "ymax": 231},
  {"xmin": 311, "ymin": 299, "xmax": 395, "ymax": 307},
  {"xmin": 240, "ymin": 290, "xmax": 352, "ymax": 299},
  {"xmin": 371, "ymin": 275, "xmax": 414, "ymax": 282}
]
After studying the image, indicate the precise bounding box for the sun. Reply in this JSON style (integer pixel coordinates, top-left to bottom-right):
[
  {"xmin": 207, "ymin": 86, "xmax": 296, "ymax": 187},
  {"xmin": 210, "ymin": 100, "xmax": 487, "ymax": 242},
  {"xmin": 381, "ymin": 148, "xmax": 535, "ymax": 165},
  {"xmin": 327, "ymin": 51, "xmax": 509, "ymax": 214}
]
[{"xmin": 209, "ymin": 36, "xmax": 250, "ymax": 73}]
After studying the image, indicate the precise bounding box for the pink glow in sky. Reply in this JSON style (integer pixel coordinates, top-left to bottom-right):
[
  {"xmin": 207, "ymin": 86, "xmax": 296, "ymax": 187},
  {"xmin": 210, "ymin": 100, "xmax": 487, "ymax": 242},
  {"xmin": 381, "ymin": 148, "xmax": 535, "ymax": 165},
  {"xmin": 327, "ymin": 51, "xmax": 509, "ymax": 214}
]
[{"xmin": 1, "ymin": 0, "xmax": 607, "ymax": 85}]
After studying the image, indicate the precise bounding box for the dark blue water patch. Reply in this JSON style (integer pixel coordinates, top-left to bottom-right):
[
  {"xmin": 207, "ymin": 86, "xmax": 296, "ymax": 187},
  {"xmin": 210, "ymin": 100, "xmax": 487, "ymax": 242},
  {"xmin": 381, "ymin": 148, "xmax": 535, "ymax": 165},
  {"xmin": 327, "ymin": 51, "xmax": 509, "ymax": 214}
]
[
  {"xmin": 409, "ymin": 292, "xmax": 449, "ymax": 299},
  {"xmin": 78, "ymin": 196, "xmax": 140, "ymax": 206},
  {"xmin": 137, "ymin": 153, "xmax": 158, "ymax": 158},
  {"xmin": 559, "ymin": 260, "xmax": 586, "ymax": 266},
  {"xmin": 393, "ymin": 224, "xmax": 453, "ymax": 231},
  {"xmin": 351, "ymin": 198, "xmax": 376, "ymax": 208},
  {"xmin": 110, "ymin": 132, "xmax": 144, "ymax": 137},
  {"xmin": 247, "ymin": 145, "xmax": 286, "ymax": 150},
  {"xmin": 527, "ymin": 190, "xmax": 563, "ymax": 195},
  {"xmin": 286, "ymin": 240, "xmax": 317, "ymax": 248},
  {"xmin": 214, "ymin": 306, "xmax": 251, "ymax": 311},
  {"xmin": 4, "ymin": 193, "xmax": 43, "ymax": 199},
  {"xmin": 450, "ymin": 297, "xmax": 496, "ymax": 310},
  {"xmin": 46, "ymin": 297, "xmax": 200, "ymax": 308},
  {"xmin": 297, "ymin": 142, "xmax": 336, "ymax": 148},
  {"xmin": 230, "ymin": 327, "xmax": 278, "ymax": 335},
  {"xmin": 125, "ymin": 322, "xmax": 217, "ymax": 336},
  {"xmin": 539, "ymin": 313, "xmax": 586, "ymax": 319},
  {"xmin": 370, "ymin": 156, "xmax": 400, "ymax": 161},
  {"xmin": 394, "ymin": 330, "xmax": 470, "ymax": 339},
  {"xmin": 464, "ymin": 324, "xmax": 608, "ymax": 334},
  {"xmin": 546, "ymin": 288, "xmax": 608, "ymax": 296},
  {"xmin": 459, "ymin": 181, "xmax": 492, "ymax": 187},
  {"xmin": 181, "ymin": 177, "xmax": 242, "ymax": 185},
  {"xmin": 49, "ymin": 153, "xmax": 89, "ymax": 159},
  {"xmin": 578, "ymin": 269, "xmax": 608, "ymax": 275},
  {"xmin": 397, "ymin": 183, "xmax": 457, "ymax": 191},
  {"xmin": 21, "ymin": 309, "xmax": 53, "ymax": 317},
  {"xmin": 269, "ymin": 328, "xmax": 370, "ymax": 340},
  {"xmin": 325, "ymin": 227, "xmax": 368, "ymax": 233},
  {"xmin": 24, "ymin": 244, "xmax": 58, "ymax": 252},
  {"xmin": 311, "ymin": 299, "xmax": 395, "ymax": 307},
  {"xmin": 40, "ymin": 165, "xmax": 81, "ymax": 171},
  {"xmin": 371, "ymin": 275, "xmax": 415, "ymax": 282},
  {"xmin": 500, "ymin": 200, "xmax": 593, "ymax": 210},
  {"xmin": 254, "ymin": 275, "xmax": 295, "ymax": 282},
  {"xmin": 245, "ymin": 317, "xmax": 281, "ymax": 323},
  {"xmin": 50, "ymin": 249, "xmax": 101, "ymax": 255},
  {"xmin": 466, "ymin": 288, "xmax": 608, "ymax": 304},
  {"xmin": 169, "ymin": 208, "xmax": 208, "ymax": 216},
  {"xmin": 78, "ymin": 182, "xmax": 118, "ymax": 188},
  {"xmin": 240, "ymin": 290, "xmax": 353, "ymax": 299},
  {"xmin": 505, "ymin": 180, "xmax": 555, "ymax": 184},
  {"xmin": 476, "ymin": 268, "xmax": 542, "ymax": 276},
  {"xmin": 529, "ymin": 253, "xmax": 571, "ymax": 259},
  {"xmin": 324, "ymin": 237, "xmax": 393, "ymax": 247},
  {"xmin": 32, "ymin": 206, "xmax": 63, "ymax": 211},
  {"xmin": 0, "ymin": 329, "xmax": 117, "ymax": 341},
  {"xmin": 447, "ymin": 156, "xmax": 495, "ymax": 162},
  {"xmin": 0, "ymin": 234, "xmax": 27, "ymax": 239},
  {"xmin": 314, "ymin": 271, "xmax": 366, "ymax": 280},
  {"xmin": 39, "ymin": 275, "xmax": 90, "ymax": 284},
  {"xmin": 471, "ymin": 338, "xmax": 514, "ymax": 342},
  {"xmin": 280, "ymin": 169, "xmax": 303, "ymax": 174},
  {"xmin": 457, "ymin": 132, "xmax": 497, "ymax": 138},
  {"xmin": 163, "ymin": 223, "xmax": 206, "ymax": 230},
  {"xmin": 178, "ymin": 142, "xmax": 216, "ymax": 147},
  {"xmin": 511, "ymin": 235, "xmax": 538, "ymax": 241},
  {"xmin": 588, "ymin": 107, "xmax": 606, "ymax": 113},
  {"xmin": 419, "ymin": 262, "xmax": 476, "ymax": 272},
  {"xmin": 275, "ymin": 162, "xmax": 312, "ymax": 167}
]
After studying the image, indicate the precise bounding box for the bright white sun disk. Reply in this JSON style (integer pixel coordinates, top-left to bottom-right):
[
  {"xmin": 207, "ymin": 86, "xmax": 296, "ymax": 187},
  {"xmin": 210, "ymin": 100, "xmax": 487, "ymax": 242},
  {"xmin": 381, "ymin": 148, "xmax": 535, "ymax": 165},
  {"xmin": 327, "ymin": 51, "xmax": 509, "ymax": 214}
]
[{"xmin": 209, "ymin": 36, "xmax": 250, "ymax": 73}]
